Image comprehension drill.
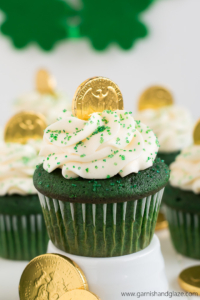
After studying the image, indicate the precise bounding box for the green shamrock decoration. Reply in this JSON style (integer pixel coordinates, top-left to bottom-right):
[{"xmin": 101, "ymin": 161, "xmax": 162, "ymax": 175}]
[
  {"xmin": 0, "ymin": 0, "xmax": 156, "ymax": 51},
  {"xmin": 79, "ymin": 0, "xmax": 154, "ymax": 50},
  {"xmin": 0, "ymin": 0, "xmax": 76, "ymax": 50}
]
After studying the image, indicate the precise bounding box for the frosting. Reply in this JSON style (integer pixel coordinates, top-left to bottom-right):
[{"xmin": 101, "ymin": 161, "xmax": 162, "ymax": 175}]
[
  {"xmin": 135, "ymin": 106, "xmax": 193, "ymax": 152},
  {"xmin": 0, "ymin": 140, "xmax": 43, "ymax": 196},
  {"xmin": 14, "ymin": 91, "xmax": 71, "ymax": 125},
  {"xmin": 170, "ymin": 145, "xmax": 200, "ymax": 194},
  {"xmin": 40, "ymin": 110, "xmax": 159, "ymax": 180}
]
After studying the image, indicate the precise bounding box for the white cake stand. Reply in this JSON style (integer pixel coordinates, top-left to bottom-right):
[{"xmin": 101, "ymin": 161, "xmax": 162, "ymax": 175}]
[{"xmin": 47, "ymin": 234, "xmax": 168, "ymax": 300}]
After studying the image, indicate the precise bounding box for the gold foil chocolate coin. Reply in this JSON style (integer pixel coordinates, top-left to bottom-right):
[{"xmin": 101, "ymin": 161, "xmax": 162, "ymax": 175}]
[
  {"xmin": 19, "ymin": 254, "xmax": 88, "ymax": 300},
  {"xmin": 59, "ymin": 290, "xmax": 100, "ymax": 300},
  {"xmin": 155, "ymin": 212, "xmax": 168, "ymax": 231},
  {"xmin": 72, "ymin": 77, "xmax": 124, "ymax": 120},
  {"xmin": 138, "ymin": 86, "xmax": 173, "ymax": 111},
  {"xmin": 193, "ymin": 119, "xmax": 200, "ymax": 145},
  {"xmin": 36, "ymin": 69, "xmax": 56, "ymax": 95},
  {"xmin": 4, "ymin": 111, "xmax": 47, "ymax": 144},
  {"xmin": 178, "ymin": 266, "xmax": 200, "ymax": 295}
]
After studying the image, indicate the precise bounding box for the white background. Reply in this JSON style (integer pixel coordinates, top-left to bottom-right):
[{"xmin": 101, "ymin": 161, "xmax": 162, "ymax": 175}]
[{"xmin": 0, "ymin": 0, "xmax": 200, "ymax": 126}]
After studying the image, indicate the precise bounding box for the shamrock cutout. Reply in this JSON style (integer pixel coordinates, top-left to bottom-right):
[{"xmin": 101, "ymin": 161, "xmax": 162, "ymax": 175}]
[
  {"xmin": 0, "ymin": 0, "xmax": 76, "ymax": 50},
  {"xmin": 79, "ymin": 0, "xmax": 154, "ymax": 50}
]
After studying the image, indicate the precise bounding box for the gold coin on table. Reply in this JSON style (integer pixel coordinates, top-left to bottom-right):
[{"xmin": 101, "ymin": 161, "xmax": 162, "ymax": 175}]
[
  {"xmin": 19, "ymin": 254, "xmax": 88, "ymax": 300},
  {"xmin": 178, "ymin": 266, "xmax": 200, "ymax": 295},
  {"xmin": 36, "ymin": 69, "xmax": 56, "ymax": 95},
  {"xmin": 4, "ymin": 111, "xmax": 47, "ymax": 144},
  {"xmin": 138, "ymin": 86, "xmax": 173, "ymax": 111},
  {"xmin": 155, "ymin": 212, "xmax": 168, "ymax": 231},
  {"xmin": 72, "ymin": 77, "xmax": 124, "ymax": 120},
  {"xmin": 193, "ymin": 119, "xmax": 200, "ymax": 145},
  {"xmin": 59, "ymin": 290, "xmax": 100, "ymax": 300}
]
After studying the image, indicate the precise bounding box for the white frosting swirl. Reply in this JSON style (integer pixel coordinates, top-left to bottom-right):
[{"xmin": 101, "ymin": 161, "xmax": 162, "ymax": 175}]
[
  {"xmin": 170, "ymin": 145, "xmax": 200, "ymax": 194},
  {"xmin": 135, "ymin": 106, "xmax": 193, "ymax": 152},
  {"xmin": 40, "ymin": 110, "xmax": 159, "ymax": 179},
  {"xmin": 14, "ymin": 91, "xmax": 71, "ymax": 125},
  {"xmin": 0, "ymin": 140, "xmax": 43, "ymax": 196}
]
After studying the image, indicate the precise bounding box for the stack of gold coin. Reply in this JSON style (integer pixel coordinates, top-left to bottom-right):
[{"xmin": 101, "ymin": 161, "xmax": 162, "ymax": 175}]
[{"xmin": 19, "ymin": 253, "xmax": 101, "ymax": 300}]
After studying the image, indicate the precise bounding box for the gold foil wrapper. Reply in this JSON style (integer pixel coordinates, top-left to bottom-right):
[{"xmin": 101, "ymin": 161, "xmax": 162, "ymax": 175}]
[
  {"xmin": 178, "ymin": 266, "xmax": 200, "ymax": 295},
  {"xmin": 72, "ymin": 76, "xmax": 124, "ymax": 120},
  {"xmin": 193, "ymin": 119, "xmax": 200, "ymax": 145},
  {"xmin": 138, "ymin": 86, "xmax": 173, "ymax": 111},
  {"xmin": 155, "ymin": 212, "xmax": 168, "ymax": 231},
  {"xmin": 36, "ymin": 69, "xmax": 56, "ymax": 95},
  {"xmin": 59, "ymin": 290, "xmax": 100, "ymax": 300},
  {"xmin": 4, "ymin": 111, "xmax": 47, "ymax": 144},
  {"xmin": 19, "ymin": 254, "xmax": 88, "ymax": 300}
]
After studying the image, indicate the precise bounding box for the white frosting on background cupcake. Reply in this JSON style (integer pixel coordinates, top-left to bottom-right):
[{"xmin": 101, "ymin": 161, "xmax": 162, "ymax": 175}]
[
  {"xmin": 40, "ymin": 110, "xmax": 159, "ymax": 180},
  {"xmin": 14, "ymin": 91, "xmax": 71, "ymax": 125},
  {"xmin": 135, "ymin": 106, "xmax": 193, "ymax": 153},
  {"xmin": 170, "ymin": 145, "xmax": 200, "ymax": 193},
  {"xmin": 0, "ymin": 140, "xmax": 43, "ymax": 196}
]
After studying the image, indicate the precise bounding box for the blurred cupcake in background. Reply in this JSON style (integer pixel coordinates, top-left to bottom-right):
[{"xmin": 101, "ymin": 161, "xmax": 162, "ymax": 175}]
[
  {"xmin": 135, "ymin": 86, "xmax": 193, "ymax": 166},
  {"xmin": 13, "ymin": 69, "xmax": 71, "ymax": 125},
  {"xmin": 163, "ymin": 119, "xmax": 200, "ymax": 259},
  {"xmin": 0, "ymin": 111, "xmax": 49, "ymax": 260}
]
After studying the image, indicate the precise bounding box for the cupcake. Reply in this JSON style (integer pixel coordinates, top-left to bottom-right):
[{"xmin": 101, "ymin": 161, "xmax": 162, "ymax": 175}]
[
  {"xmin": 0, "ymin": 112, "xmax": 49, "ymax": 260},
  {"xmin": 163, "ymin": 141, "xmax": 200, "ymax": 259},
  {"xmin": 34, "ymin": 108, "xmax": 170, "ymax": 257},
  {"xmin": 13, "ymin": 69, "xmax": 71, "ymax": 125},
  {"xmin": 135, "ymin": 86, "xmax": 193, "ymax": 166}
]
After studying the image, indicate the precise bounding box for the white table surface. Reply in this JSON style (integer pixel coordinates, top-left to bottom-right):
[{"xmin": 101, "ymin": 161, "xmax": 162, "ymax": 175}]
[{"xmin": 0, "ymin": 229, "xmax": 199, "ymax": 300}]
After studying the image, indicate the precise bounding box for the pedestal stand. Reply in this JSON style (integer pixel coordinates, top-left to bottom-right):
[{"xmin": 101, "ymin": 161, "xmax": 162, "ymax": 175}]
[{"xmin": 47, "ymin": 235, "xmax": 168, "ymax": 300}]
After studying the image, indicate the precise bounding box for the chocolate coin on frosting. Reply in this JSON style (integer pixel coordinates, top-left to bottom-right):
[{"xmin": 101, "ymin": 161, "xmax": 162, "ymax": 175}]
[
  {"xmin": 36, "ymin": 69, "xmax": 56, "ymax": 95},
  {"xmin": 193, "ymin": 119, "xmax": 200, "ymax": 145},
  {"xmin": 178, "ymin": 266, "xmax": 200, "ymax": 295},
  {"xmin": 4, "ymin": 111, "xmax": 47, "ymax": 144},
  {"xmin": 138, "ymin": 86, "xmax": 173, "ymax": 111},
  {"xmin": 19, "ymin": 254, "xmax": 88, "ymax": 300},
  {"xmin": 72, "ymin": 77, "xmax": 124, "ymax": 120},
  {"xmin": 59, "ymin": 290, "xmax": 100, "ymax": 300}
]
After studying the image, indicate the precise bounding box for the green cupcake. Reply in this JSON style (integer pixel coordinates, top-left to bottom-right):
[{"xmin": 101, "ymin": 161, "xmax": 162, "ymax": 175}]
[
  {"xmin": 163, "ymin": 144, "xmax": 200, "ymax": 259},
  {"xmin": 135, "ymin": 86, "xmax": 193, "ymax": 166},
  {"xmin": 34, "ymin": 109, "xmax": 170, "ymax": 257},
  {"xmin": 0, "ymin": 141, "xmax": 48, "ymax": 260}
]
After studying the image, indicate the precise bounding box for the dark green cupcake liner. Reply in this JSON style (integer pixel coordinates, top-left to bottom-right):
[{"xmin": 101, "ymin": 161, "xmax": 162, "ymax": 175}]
[
  {"xmin": 0, "ymin": 213, "xmax": 49, "ymax": 261},
  {"xmin": 38, "ymin": 188, "xmax": 164, "ymax": 257},
  {"xmin": 166, "ymin": 207, "xmax": 200, "ymax": 259}
]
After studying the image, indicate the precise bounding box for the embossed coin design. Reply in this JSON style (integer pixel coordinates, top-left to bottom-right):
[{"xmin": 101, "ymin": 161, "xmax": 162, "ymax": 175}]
[
  {"xmin": 138, "ymin": 86, "xmax": 173, "ymax": 111},
  {"xmin": 178, "ymin": 266, "xmax": 200, "ymax": 295},
  {"xmin": 155, "ymin": 212, "xmax": 168, "ymax": 231},
  {"xmin": 36, "ymin": 69, "xmax": 56, "ymax": 95},
  {"xmin": 72, "ymin": 77, "xmax": 124, "ymax": 120},
  {"xmin": 59, "ymin": 290, "xmax": 100, "ymax": 300},
  {"xmin": 4, "ymin": 111, "xmax": 47, "ymax": 144},
  {"xmin": 19, "ymin": 254, "xmax": 88, "ymax": 300},
  {"xmin": 193, "ymin": 119, "xmax": 200, "ymax": 145}
]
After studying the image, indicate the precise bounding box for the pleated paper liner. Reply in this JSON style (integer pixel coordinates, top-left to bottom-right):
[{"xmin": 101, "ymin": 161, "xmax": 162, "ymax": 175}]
[
  {"xmin": 166, "ymin": 207, "xmax": 200, "ymax": 259},
  {"xmin": 38, "ymin": 188, "xmax": 164, "ymax": 257},
  {"xmin": 0, "ymin": 213, "xmax": 49, "ymax": 260}
]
